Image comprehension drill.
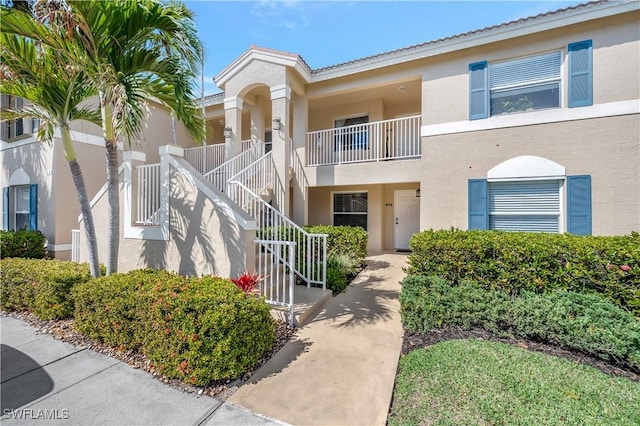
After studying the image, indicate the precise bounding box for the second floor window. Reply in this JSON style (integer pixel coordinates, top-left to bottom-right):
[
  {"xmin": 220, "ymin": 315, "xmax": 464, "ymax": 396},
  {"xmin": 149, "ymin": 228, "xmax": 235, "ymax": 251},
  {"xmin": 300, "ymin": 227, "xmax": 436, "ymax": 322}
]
[
  {"xmin": 0, "ymin": 95, "xmax": 26, "ymax": 140},
  {"xmin": 469, "ymin": 40, "xmax": 592, "ymax": 120},
  {"xmin": 334, "ymin": 115, "xmax": 369, "ymax": 151},
  {"xmin": 489, "ymin": 51, "xmax": 561, "ymax": 115}
]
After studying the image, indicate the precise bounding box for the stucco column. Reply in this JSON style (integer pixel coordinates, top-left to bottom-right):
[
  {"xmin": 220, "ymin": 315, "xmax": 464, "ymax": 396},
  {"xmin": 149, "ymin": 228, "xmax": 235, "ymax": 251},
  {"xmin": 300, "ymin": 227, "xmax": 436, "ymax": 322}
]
[
  {"xmin": 291, "ymin": 93, "xmax": 308, "ymax": 224},
  {"xmin": 270, "ymin": 84, "xmax": 291, "ymax": 216},
  {"xmin": 224, "ymin": 96, "xmax": 243, "ymax": 160},
  {"xmin": 250, "ymin": 103, "xmax": 265, "ymax": 147}
]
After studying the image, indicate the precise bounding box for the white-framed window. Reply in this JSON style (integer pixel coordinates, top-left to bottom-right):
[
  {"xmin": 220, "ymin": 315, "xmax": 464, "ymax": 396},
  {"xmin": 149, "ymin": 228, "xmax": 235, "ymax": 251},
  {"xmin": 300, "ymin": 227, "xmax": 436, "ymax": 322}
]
[
  {"xmin": 14, "ymin": 185, "xmax": 31, "ymax": 230},
  {"xmin": 0, "ymin": 95, "xmax": 26, "ymax": 140},
  {"xmin": 487, "ymin": 180, "xmax": 562, "ymax": 233},
  {"xmin": 332, "ymin": 191, "xmax": 368, "ymax": 230},
  {"xmin": 489, "ymin": 51, "xmax": 562, "ymax": 116},
  {"xmin": 469, "ymin": 40, "xmax": 592, "ymax": 120},
  {"xmin": 334, "ymin": 114, "xmax": 369, "ymax": 151}
]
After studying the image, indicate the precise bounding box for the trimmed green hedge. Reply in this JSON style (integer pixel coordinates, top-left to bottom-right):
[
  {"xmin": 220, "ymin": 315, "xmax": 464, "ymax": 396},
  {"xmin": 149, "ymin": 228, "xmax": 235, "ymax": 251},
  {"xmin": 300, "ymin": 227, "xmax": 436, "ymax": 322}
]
[
  {"xmin": 0, "ymin": 258, "xmax": 94, "ymax": 319},
  {"xmin": 303, "ymin": 225, "xmax": 368, "ymax": 267},
  {"xmin": 400, "ymin": 275, "xmax": 640, "ymax": 370},
  {"xmin": 73, "ymin": 269, "xmax": 275, "ymax": 384},
  {"xmin": 0, "ymin": 229, "xmax": 46, "ymax": 259},
  {"xmin": 407, "ymin": 230, "xmax": 640, "ymax": 315}
]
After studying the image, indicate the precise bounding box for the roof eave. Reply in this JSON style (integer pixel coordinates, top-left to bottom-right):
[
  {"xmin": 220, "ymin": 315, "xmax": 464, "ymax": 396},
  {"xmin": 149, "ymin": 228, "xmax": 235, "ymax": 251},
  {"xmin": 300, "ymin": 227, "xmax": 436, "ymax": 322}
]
[{"xmin": 311, "ymin": 0, "xmax": 638, "ymax": 82}]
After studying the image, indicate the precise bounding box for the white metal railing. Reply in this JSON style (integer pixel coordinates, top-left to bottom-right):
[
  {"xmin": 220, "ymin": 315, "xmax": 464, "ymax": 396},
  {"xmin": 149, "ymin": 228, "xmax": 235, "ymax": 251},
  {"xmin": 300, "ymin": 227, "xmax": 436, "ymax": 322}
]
[
  {"xmin": 71, "ymin": 229, "xmax": 80, "ymax": 262},
  {"xmin": 241, "ymin": 139, "xmax": 253, "ymax": 151},
  {"xmin": 306, "ymin": 115, "xmax": 421, "ymax": 166},
  {"xmin": 226, "ymin": 151, "xmax": 274, "ymax": 205},
  {"xmin": 184, "ymin": 144, "xmax": 225, "ymax": 174},
  {"xmin": 203, "ymin": 141, "xmax": 263, "ymax": 192},
  {"xmin": 255, "ymin": 239, "xmax": 296, "ymax": 326},
  {"xmin": 135, "ymin": 163, "xmax": 161, "ymax": 225},
  {"xmin": 229, "ymin": 180, "xmax": 327, "ymax": 289}
]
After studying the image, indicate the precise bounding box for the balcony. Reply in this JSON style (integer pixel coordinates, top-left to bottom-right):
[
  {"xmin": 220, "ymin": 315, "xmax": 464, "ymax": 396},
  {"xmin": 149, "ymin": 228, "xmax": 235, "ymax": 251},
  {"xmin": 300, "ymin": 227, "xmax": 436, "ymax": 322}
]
[{"xmin": 306, "ymin": 115, "xmax": 421, "ymax": 166}]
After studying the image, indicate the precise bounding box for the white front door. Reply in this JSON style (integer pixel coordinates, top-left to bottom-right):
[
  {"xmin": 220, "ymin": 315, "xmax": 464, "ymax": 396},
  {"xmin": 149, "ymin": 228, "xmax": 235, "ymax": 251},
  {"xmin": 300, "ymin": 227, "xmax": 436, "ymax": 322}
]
[{"xmin": 394, "ymin": 190, "xmax": 420, "ymax": 250}]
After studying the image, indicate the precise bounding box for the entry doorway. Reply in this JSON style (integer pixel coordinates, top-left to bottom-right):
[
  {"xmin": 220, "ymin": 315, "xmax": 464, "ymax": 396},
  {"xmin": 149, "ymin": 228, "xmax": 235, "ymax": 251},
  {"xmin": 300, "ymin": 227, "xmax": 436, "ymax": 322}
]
[{"xmin": 394, "ymin": 189, "xmax": 420, "ymax": 251}]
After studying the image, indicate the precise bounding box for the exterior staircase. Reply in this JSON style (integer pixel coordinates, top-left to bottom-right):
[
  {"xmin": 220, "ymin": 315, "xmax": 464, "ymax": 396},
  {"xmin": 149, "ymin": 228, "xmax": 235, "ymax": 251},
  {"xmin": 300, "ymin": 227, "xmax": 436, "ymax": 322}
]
[{"xmin": 183, "ymin": 142, "xmax": 329, "ymax": 325}]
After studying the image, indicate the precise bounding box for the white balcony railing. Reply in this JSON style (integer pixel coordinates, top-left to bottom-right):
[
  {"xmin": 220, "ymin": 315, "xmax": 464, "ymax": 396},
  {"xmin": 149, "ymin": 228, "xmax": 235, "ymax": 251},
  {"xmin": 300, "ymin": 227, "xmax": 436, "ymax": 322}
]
[
  {"xmin": 306, "ymin": 115, "xmax": 421, "ymax": 166},
  {"xmin": 184, "ymin": 144, "xmax": 225, "ymax": 174},
  {"xmin": 135, "ymin": 163, "xmax": 161, "ymax": 225}
]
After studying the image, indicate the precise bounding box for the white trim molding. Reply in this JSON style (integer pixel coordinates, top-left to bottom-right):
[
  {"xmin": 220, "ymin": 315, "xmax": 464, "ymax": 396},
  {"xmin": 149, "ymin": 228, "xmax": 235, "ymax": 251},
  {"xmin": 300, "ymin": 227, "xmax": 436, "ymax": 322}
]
[
  {"xmin": 421, "ymin": 99, "xmax": 640, "ymax": 137},
  {"xmin": 224, "ymin": 96, "xmax": 244, "ymax": 111},
  {"xmin": 488, "ymin": 156, "xmax": 565, "ymax": 181},
  {"xmin": 47, "ymin": 243, "xmax": 72, "ymax": 251},
  {"xmin": 270, "ymin": 84, "xmax": 292, "ymax": 101}
]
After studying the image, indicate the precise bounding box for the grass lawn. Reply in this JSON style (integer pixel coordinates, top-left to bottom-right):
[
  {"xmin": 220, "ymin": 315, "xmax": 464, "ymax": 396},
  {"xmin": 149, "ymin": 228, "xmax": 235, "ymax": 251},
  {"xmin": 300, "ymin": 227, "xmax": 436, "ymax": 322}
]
[{"xmin": 388, "ymin": 339, "xmax": 640, "ymax": 426}]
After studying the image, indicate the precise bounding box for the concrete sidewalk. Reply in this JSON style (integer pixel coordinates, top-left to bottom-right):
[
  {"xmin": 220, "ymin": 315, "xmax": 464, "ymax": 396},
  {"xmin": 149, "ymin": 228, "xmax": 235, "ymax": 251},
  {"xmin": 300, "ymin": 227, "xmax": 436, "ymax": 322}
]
[
  {"xmin": 0, "ymin": 315, "xmax": 285, "ymax": 426},
  {"xmin": 228, "ymin": 253, "xmax": 407, "ymax": 426}
]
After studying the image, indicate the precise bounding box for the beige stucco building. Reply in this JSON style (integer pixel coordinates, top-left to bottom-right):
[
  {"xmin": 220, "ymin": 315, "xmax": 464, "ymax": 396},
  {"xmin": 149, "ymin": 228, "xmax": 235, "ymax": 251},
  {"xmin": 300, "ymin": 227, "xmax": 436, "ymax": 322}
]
[{"xmin": 2, "ymin": 1, "xmax": 639, "ymax": 278}]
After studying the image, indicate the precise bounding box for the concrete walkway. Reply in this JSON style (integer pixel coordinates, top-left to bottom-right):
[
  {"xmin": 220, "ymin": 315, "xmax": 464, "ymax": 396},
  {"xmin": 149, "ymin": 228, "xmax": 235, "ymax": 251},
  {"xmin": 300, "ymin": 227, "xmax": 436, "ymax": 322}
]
[
  {"xmin": 228, "ymin": 252, "xmax": 407, "ymax": 426},
  {"xmin": 0, "ymin": 315, "xmax": 284, "ymax": 425}
]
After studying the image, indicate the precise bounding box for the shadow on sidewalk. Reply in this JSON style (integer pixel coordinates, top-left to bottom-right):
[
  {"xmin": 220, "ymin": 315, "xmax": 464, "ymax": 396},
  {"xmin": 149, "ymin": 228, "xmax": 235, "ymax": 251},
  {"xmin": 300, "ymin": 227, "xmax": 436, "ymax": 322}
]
[{"xmin": 1, "ymin": 344, "xmax": 54, "ymax": 412}]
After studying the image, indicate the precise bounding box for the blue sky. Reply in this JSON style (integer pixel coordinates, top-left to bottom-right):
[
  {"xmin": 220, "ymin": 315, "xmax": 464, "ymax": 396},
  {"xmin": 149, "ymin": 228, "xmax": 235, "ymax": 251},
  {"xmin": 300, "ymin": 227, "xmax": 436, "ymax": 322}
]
[{"xmin": 185, "ymin": 1, "xmax": 582, "ymax": 95}]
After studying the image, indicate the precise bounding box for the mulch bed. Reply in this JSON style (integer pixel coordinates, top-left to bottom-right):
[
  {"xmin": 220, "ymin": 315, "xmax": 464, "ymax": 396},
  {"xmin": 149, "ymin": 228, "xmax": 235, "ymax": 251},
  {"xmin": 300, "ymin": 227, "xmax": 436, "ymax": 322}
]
[
  {"xmin": 3, "ymin": 310, "xmax": 296, "ymax": 400},
  {"xmin": 402, "ymin": 326, "xmax": 640, "ymax": 383}
]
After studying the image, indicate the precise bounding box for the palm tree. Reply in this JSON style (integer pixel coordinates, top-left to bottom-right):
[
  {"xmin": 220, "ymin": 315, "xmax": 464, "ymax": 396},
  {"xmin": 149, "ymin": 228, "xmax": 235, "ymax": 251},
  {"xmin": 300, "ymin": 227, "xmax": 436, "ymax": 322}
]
[
  {"xmin": 66, "ymin": 0, "xmax": 205, "ymax": 275},
  {"xmin": 0, "ymin": 23, "xmax": 102, "ymax": 277}
]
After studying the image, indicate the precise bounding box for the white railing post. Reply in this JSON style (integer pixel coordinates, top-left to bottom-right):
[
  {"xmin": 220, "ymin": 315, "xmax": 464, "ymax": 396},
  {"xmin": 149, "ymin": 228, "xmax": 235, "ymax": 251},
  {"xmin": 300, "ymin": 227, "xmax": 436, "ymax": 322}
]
[{"xmin": 71, "ymin": 229, "xmax": 80, "ymax": 262}]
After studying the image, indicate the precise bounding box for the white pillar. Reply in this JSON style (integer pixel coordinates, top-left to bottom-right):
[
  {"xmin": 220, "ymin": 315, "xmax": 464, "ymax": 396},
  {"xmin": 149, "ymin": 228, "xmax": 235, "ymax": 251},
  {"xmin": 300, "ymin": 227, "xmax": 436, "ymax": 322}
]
[
  {"xmin": 224, "ymin": 96, "xmax": 243, "ymax": 160},
  {"xmin": 292, "ymin": 93, "xmax": 308, "ymax": 224},
  {"xmin": 250, "ymin": 103, "xmax": 265, "ymax": 148},
  {"xmin": 270, "ymin": 84, "xmax": 291, "ymax": 216}
]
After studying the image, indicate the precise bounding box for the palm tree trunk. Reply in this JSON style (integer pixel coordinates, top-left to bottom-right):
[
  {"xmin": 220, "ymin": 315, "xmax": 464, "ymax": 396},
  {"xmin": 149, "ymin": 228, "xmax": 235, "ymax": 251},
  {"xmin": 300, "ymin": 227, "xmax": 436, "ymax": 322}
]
[
  {"xmin": 61, "ymin": 126, "xmax": 101, "ymax": 278},
  {"xmin": 101, "ymin": 96, "xmax": 119, "ymax": 275}
]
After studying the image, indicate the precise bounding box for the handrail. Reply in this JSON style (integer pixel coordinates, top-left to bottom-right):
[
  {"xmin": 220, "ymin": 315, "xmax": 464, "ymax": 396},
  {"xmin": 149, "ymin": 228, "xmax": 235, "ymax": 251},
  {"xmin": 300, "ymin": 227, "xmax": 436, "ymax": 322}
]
[
  {"xmin": 228, "ymin": 180, "xmax": 327, "ymax": 289},
  {"xmin": 203, "ymin": 142, "xmax": 263, "ymax": 192},
  {"xmin": 183, "ymin": 144, "xmax": 225, "ymax": 174}
]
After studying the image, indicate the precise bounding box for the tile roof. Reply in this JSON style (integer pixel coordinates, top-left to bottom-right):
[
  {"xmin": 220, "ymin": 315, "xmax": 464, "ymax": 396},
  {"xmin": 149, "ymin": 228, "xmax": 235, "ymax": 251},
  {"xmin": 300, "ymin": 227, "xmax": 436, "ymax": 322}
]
[{"xmin": 311, "ymin": 0, "xmax": 608, "ymax": 74}]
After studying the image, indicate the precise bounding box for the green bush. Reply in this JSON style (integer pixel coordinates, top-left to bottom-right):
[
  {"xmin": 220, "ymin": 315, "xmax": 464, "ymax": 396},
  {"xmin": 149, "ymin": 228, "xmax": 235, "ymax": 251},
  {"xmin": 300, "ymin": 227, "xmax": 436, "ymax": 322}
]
[
  {"xmin": 0, "ymin": 229, "xmax": 46, "ymax": 259},
  {"xmin": 0, "ymin": 258, "xmax": 93, "ymax": 319},
  {"xmin": 400, "ymin": 275, "xmax": 640, "ymax": 370},
  {"xmin": 258, "ymin": 225, "xmax": 368, "ymax": 287},
  {"xmin": 407, "ymin": 230, "xmax": 640, "ymax": 315},
  {"xmin": 326, "ymin": 255, "xmax": 348, "ymax": 294},
  {"xmin": 73, "ymin": 269, "xmax": 275, "ymax": 384}
]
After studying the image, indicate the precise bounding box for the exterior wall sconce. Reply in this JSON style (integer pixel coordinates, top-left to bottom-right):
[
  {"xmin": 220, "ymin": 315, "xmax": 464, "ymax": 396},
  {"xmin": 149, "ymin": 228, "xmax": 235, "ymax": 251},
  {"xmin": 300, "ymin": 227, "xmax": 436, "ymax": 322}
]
[
  {"xmin": 416, "ymin": 188, "xmax": 421, "ymax": 198},
  {"xmin": 223, "ymin": 126, "xmax": 232, "ymax": 138},
  {"xmin": 272, "ymin": 117, "xmax": 281, "ymax": 131}
]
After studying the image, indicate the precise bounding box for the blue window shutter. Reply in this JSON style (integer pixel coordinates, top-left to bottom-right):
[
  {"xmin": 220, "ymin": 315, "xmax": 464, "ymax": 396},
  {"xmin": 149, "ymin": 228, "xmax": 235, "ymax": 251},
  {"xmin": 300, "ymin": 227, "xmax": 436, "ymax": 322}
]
[
  {"xmin": 468, "ymin": 179, "xmax": 488, "ymax": 230},
  {"xmin": 568, "ymin": 40, "xmax": 593, "ymax": 107},
  {"xmin": 3, "ymin": 187, "xmax": 9, "ymax": 230},
  {"xmin": 567, "ymin": 175, "xmax": 591, "ymax": 235},
  {"xmin": 29, "ymin": 184, "xmax": 37, "ymax": 231},
  {"xmin": 469, "ymin": 61, "xmax": 488, "ymax": 120}
]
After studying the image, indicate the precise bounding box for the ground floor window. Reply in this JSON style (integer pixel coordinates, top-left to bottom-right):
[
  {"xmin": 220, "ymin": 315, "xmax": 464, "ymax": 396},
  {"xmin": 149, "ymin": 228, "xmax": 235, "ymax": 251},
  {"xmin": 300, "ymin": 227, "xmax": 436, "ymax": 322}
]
[
  {"xmin": 3, "ymin": 184, "xmax": 37, "ymax": 231},
  {"xmin": 488, "ymin": 180, "xmax": 561, "ymax": 233},
  {"xmin": 332, "ymin": 192, "xmax": 368, "ymax": 230}
]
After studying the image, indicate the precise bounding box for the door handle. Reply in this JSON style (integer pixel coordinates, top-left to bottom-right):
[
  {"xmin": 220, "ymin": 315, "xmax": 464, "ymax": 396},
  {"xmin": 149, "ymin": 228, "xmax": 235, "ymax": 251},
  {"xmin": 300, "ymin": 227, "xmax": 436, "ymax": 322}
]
[{"xmin": 395, "ymin": 218, "xmax": 398, "ymax": 225}]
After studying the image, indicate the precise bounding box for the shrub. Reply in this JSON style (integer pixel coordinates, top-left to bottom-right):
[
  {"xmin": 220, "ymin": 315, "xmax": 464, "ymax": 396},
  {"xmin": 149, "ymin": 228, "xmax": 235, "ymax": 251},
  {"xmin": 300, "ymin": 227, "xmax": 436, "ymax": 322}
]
[
  {"xmin": 231, "ymin": 271, "xmax": 262, "ymax": 295},
  {"xmin": 258, "ymin": 225, "xmax": 368, "ymax": 286},
  {"xmin": 73, "ymin": 269, "xmax": 275, "ymax": 384},
  {"xmin": 0, "ymin": 258, "xmax": 93, "ymax": 319},
  {"xmin": 0, "ymin": 229, "xmax": 46, "ymax": 259},
  {"xmin": 326, "ymin": 255, "xmax": 348, "ymax": 294},
  {"xmin": 407, "ymin": 230, "xmax": 640, "ymax": 315},
  {"xmin": 400, "ymin": 275, "xmax": 640, "ymax": 370}
]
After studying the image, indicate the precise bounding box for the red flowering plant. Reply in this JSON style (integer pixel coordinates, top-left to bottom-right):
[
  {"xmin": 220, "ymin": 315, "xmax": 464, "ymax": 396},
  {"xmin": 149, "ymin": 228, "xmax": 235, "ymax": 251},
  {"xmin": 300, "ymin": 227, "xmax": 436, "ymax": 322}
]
[{"xmin": 231, "ymin": 271, "xmax": 263, "ymax": 296}]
